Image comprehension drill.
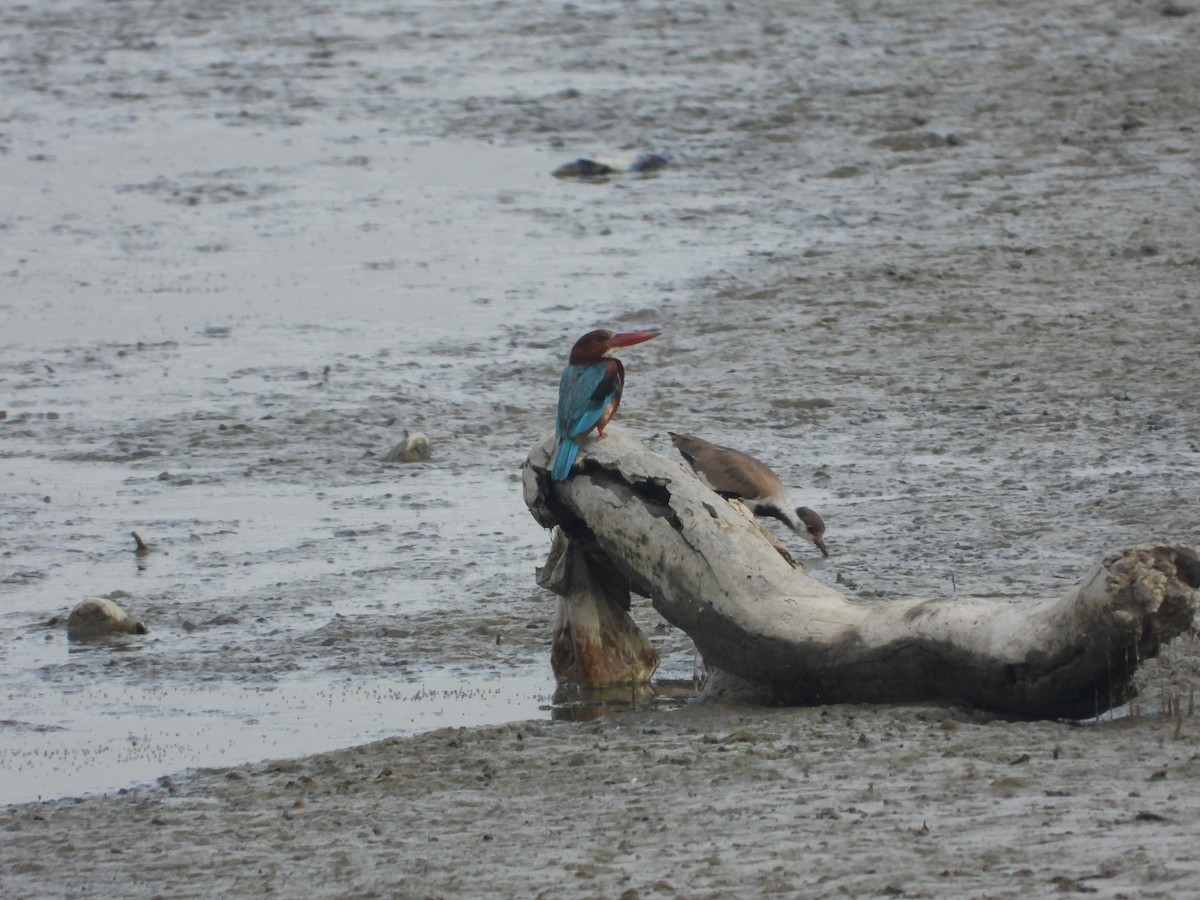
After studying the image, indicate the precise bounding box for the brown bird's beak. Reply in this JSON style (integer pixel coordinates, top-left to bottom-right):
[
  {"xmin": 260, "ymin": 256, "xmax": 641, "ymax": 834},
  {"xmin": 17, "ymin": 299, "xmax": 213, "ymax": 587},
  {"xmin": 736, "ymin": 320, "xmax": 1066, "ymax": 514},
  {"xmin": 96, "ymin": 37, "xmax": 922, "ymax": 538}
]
[
  {"xmin": 815, "ymin": 539, "xmax": 830, "ymax": 559},
  {"xmin": 607, "ymin": 331, "xmax": 661, "ymax": 348}
]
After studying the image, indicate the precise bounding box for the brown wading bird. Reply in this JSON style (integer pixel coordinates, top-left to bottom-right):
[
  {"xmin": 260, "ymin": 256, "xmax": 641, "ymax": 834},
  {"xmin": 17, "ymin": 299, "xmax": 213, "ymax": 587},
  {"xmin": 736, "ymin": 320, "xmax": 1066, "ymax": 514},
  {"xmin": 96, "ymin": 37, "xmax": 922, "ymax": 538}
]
[{"xmin": 669, "ymin": 432, "xmax": 830, "ymax": 557}]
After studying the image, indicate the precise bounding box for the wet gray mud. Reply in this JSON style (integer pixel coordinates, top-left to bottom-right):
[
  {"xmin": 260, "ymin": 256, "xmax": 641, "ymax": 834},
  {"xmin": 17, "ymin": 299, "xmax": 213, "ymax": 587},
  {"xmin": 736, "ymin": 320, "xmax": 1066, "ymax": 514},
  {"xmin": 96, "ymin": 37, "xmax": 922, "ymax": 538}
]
[{"xmin": 2, "ymin": 0, "xmax": 1199, "ymax": 896}]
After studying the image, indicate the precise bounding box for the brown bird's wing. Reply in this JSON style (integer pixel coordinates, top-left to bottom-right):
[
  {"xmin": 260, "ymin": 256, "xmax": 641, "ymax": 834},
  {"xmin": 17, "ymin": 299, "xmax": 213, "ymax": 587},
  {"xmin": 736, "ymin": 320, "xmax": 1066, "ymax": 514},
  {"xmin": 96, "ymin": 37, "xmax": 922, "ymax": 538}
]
[{"xmin": 668, "ymin": 433, "xmax": 786, "ymax": 500}]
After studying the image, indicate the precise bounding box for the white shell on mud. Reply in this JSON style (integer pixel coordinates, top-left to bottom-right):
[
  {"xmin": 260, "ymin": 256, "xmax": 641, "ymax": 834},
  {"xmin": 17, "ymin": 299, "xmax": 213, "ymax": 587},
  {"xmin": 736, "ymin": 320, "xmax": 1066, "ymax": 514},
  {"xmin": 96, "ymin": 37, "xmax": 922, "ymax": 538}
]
[
  {"xmin": 383, "ymin": 431, "xmax": 432, "ymax": 463},
  {"xmin": 66, "ymin": 597, "xmax": 148, "ymax": 641}
]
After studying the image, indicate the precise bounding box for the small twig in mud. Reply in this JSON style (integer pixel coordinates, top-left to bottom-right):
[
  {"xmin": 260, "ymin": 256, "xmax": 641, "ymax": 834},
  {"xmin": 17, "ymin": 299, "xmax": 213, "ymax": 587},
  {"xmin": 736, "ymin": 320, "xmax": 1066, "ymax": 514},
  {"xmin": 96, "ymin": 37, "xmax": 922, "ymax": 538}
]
[
  {"xmin": 131, "ymin": 531, "xmax": 150, "ymax": 556},
  {"xmin": 1157, "ymin": 642, "xmax": 1171, "ymax": 718},
  {"xmin": 1107, "ymin": 660, "xmax": 1115, "ymax": 720},
  {"xmin": 1128, "ymin": 647, "xmax": 1140, "ymax": 717}
]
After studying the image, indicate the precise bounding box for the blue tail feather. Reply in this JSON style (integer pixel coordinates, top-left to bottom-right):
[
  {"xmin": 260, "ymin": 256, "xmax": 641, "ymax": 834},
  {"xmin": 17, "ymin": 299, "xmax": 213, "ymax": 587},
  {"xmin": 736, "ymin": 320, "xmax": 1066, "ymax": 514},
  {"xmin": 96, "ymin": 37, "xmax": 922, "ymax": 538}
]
[{"xmin": 551, "ymin": 439, "xmax": 580, "ymax": 481}]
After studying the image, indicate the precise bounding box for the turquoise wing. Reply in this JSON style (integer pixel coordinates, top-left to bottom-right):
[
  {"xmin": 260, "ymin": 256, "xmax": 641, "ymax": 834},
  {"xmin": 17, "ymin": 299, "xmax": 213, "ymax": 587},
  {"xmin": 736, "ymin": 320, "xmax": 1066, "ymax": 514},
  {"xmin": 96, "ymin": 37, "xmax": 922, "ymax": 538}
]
[{"xmin": 556, "ymin": 362, "xmax": 622, "ymax": 439}]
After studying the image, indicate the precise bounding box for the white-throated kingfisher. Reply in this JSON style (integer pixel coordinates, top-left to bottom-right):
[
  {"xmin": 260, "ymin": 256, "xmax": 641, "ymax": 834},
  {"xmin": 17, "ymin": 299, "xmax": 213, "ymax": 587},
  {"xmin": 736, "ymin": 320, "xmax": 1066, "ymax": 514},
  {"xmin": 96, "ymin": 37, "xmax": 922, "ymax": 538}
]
[
  {"xmin": 669, "ymin": 432, "xmax": 830, "ymax": 557},
  {"xmin": 551, "ymin": 329, "xmax": 661, "ymax": 481}
]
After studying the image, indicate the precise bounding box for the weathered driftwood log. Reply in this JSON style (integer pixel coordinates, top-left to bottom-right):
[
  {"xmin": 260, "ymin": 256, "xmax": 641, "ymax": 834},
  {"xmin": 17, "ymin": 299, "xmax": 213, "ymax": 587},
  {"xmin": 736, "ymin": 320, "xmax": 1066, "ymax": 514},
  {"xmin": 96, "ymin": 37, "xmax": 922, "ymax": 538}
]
[
  {"xmin": 537, "ymin": 528, "xmax": 660, "ymax": 687},
  {"xmin": 523, "ymin": 426, "xmax": 1200, "ymax": 719}
]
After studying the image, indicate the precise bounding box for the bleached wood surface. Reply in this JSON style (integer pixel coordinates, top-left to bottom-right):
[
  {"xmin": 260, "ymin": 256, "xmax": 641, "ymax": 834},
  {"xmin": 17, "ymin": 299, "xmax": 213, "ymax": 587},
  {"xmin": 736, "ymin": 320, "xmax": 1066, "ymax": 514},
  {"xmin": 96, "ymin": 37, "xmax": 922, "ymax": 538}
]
[{"xmin": 523, "ymin": 426, "xmax": 1200, "ymax": 718}]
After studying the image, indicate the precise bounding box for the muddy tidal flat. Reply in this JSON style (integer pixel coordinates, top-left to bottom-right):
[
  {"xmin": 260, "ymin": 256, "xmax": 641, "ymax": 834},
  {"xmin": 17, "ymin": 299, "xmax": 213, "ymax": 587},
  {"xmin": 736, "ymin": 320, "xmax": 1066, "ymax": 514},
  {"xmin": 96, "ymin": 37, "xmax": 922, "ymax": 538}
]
[
  {"xmin": 2, "ymin": 0, "xmax": 1200, "ymax": 896},
  {"xmin": 5, "ymin": 706, "xmax": 1200, "ymax": 899}
]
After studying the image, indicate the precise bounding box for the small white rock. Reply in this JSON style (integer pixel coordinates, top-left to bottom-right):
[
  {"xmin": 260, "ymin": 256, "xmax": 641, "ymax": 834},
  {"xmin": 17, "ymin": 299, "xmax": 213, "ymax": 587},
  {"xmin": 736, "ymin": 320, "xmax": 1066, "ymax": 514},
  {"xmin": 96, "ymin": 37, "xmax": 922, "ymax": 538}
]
[
  {"xmin": 66, "ymin": 597, "xmax": 148, "ymax": 641},
  {"xmin": 383, "ymin": 431, "xmax": 432, "ymax": 463}
]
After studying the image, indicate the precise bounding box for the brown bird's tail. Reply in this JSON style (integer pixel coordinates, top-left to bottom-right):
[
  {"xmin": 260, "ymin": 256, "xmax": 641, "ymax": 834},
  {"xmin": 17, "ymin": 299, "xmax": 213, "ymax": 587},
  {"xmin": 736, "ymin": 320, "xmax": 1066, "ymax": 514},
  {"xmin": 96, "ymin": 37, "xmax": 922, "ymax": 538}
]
[{"xmin": 667, "ymin": 431, "xmax": 702, "ymax": 465}]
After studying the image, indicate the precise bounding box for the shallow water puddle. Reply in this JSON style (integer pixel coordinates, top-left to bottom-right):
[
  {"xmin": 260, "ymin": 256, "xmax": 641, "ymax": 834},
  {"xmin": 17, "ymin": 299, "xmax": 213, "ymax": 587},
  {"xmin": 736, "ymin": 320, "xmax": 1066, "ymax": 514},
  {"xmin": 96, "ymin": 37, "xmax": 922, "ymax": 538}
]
[
  {"xmin": 549, "ymin": 679, "xmax": 701, "ymax": 722},
  {"xmin": 0, "ymin": 672, "xmax": 557, "ymax": 805},
  {"xmin": 0, "ymin": 669, "xmax": 703, "ymax": 805}
]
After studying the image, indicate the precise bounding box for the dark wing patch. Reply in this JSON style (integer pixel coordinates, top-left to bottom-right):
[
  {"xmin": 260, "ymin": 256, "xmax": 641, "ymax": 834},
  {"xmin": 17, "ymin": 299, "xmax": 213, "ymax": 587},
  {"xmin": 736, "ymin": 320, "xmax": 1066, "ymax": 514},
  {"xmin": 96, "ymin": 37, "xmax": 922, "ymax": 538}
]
[{"xmin": 588, "ymin": 359, "xmax": 623, "ymax": 406}]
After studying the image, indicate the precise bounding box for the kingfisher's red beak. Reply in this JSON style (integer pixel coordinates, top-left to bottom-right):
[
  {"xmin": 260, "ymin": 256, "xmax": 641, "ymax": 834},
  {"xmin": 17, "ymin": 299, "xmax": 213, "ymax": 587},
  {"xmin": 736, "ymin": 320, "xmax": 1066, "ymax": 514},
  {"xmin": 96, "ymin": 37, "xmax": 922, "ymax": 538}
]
[{"xmin": 606, "ymin": 331, "xmax": 661, "ymax": 349}]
